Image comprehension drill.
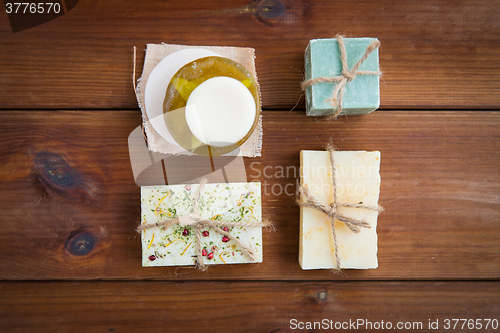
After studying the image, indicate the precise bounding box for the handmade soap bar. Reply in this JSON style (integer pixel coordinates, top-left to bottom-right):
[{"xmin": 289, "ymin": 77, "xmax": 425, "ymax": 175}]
[
  {"xmin": 185, "ymin": 76, "xmax": 257, "ymax": 148},
  {"xmin": 299, "ymin": 150, "xmax": 381, "ymax": 269},
  {"xmin": 141, "ymin": 182, "xmax": 262, "ymax": 267},
  {"xmin": 304, "ymin": 38, "xmax": 380, "ymax": 116}
]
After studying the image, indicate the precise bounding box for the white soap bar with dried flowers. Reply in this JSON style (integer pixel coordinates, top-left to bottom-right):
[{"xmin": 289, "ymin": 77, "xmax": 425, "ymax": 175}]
[
  {"xmin": 299, "ymin": 150, "xmax": 381, "ymax": 269},
  {"xmin": 141, "ymin": 182, "xmax": 262, "ymax": 267}
]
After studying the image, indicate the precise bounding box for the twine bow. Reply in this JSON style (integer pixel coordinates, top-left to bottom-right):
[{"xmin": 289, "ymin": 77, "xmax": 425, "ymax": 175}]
[
  {"xmin": 301, "ymin": 35, "xmax": 382, "ymax": 120},
  {"xmin": 296, "ymin": 145, "xmax": 383, "ymax": 271},
  {"xmin": 138, "ymin": 179, "xmax": 272, "ymax": 270}
]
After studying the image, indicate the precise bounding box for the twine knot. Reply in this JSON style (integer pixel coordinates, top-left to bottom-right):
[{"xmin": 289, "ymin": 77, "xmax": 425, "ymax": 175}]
[
  {"xmin": 327, "ymin": 203, "xmax": 337, "ymax": 216},
  {"xmin": 296, "ymin": 145, "xmax": 383, "ymax": 271},
  {"xmin": 341, "ymin": 70, "xmax": 356, "ymax": 81},
  {"xmin": 301, "ymin": 35, "xmax": 382, "ymax": 120},
  {"xmin": 138, "ymin": 179, "xmax": 272, "ymax": 270},
  {"xmin": 178, "ymin": 213, "xmax": 206, "ymax": 227}
]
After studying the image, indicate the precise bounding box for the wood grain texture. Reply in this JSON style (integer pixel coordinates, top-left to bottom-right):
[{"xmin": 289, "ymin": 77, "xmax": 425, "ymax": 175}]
[
  {"xmin": 0, "ymin": 0, "xmax": 499, "ymax": 110},
  {"xmin": 0, "ymin": 110, "xmax": 498, "ymax": 280},
  {"xmin": 0, "ymin": 281, "xmax": 498, "ymax": 332}
]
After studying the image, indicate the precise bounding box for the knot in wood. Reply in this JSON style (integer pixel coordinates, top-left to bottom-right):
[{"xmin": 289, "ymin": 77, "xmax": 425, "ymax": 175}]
[
  {"xmin": 254, "ymin": 0, "xmax": 285, "ymax": 19},
  {"xmin": 65, "ymin": 230, "xmax": 96, "ymax": 256},
  {"xmin": 317, "ymin": 290, "xmax": 328, "ymax": 301},
  {"xmin": 34, "ymin": 152, "xmax": 77, "ymax": 189}
]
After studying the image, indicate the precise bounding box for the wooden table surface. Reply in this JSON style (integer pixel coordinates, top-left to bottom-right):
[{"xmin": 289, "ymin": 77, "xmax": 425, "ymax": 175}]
[{"xmin": 1, "ymin": 1, "xmax": 499, "ymax": 332}]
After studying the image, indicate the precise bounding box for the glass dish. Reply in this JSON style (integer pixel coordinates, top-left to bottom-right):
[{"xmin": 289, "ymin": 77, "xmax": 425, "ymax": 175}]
[{"xmin": 163, "ymin": 56, "xmax": 261, "ymax": 156}]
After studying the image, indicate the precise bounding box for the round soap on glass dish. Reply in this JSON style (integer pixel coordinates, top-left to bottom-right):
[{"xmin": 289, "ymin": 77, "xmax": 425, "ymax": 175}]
[{"xmin": 163, "ymin": 56, "xmax": 261, "ymax": 156}]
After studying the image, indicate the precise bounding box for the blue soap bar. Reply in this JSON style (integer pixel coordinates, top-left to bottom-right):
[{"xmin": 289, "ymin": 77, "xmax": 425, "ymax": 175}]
[{"xmin": 304, "ymin": 38, "xmax": 380, "ymax": 116}]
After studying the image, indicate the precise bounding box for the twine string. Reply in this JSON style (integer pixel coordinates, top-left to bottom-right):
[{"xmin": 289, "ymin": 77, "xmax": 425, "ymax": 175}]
[
  {"xmin": 137, "ymin": 179, "xmax": 271, "ymax": 270},
  {"xmin": 296, "ymin": 145, "xmax": 383, "ymax": 271},
  {"xmin": 301, "ymin": 35, "xmax": 382, "ymax": 120}
]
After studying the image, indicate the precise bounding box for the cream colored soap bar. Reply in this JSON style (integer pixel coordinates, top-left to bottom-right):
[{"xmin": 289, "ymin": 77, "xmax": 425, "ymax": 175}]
[
  {"xmin": 299, "ymin": 150, "xmax": 381, "ymax": 269},
  {"xmin": 141, "ymin": 182, "xmax": 262, "ymax": 267}
]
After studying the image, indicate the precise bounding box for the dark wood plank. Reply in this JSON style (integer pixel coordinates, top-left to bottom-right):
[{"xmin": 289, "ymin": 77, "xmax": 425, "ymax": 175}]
[
  {"xmin": 0, "ymin": 110, "xmax": 499, "ymax": 280},
  {"xmin": 1, "ymin": 281, "xmax": 499, "ymax": 332},
  {"xmin": 0, "ymin": 0, "xmax": 499, "ymax": 110}
]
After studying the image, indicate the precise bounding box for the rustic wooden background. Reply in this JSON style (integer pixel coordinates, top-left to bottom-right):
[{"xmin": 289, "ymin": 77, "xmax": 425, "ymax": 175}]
[{"xmin": 0, "ymin": 0, "xmax": 499, "ymax": 332}]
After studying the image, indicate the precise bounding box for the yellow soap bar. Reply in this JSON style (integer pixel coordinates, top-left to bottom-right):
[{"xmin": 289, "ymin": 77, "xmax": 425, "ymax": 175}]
[{"xmin": 299, "ymin": 150, "xmax": 381, "ymax": 269}]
